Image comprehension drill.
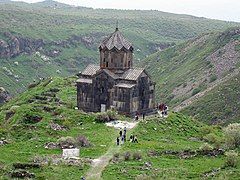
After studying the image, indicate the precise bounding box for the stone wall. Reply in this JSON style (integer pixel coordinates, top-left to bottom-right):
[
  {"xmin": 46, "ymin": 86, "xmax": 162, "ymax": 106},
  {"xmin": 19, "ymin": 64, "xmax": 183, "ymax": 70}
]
[
  {"xmin": 100, "ymin": 49, "xmax": 133, "ymax": 70},
  {"xmin": 77, "ymin": 82, "xmax": 93, "ymax": 112}
]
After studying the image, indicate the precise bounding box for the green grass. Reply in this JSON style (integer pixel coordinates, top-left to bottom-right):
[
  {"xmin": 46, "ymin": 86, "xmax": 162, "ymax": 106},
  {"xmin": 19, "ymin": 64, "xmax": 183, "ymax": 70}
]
[
  {"xmin": 0, "ymin": 76, "xmax": 239, "ymax": 179},
  {"xmin": 0, "ymin": 77, "xmax": 118, "ymax": 179},
  {"xmin": 102, "ymin": 113, "xmax": 240, "ymax": 179},
  {"xmin": 182, "ymin": 72, "xmax": 240, "ymax": 125},
  {"xmin": 140, "ymin": 28, "xmax": 240, "ymax": 124}
]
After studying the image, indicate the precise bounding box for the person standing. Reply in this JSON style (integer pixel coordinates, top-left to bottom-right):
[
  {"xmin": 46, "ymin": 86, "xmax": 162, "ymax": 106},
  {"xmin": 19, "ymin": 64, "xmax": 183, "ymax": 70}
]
[
  {"xmin": 121, "ymin": 135, "xmax": 124, "ymax": 145},
  {"xmin": 142, "ymin": 113, "xmax": 145, "ymax": 120},
  {"xmin": 130, "ymin": 134, "xmax": 133, "ymax": 142},
  {"xmin": 124, "ymin": 127, "xmax": 127, "ymax": 135},
  {"xmin": 123, "ymin": 134, "xmax": 126, "ymax": 142},
  {"xmin": 134, "ymin": 135, "xmax": 138, "ymax": 143},
  {"xmin": 119, "ymin": 129, "xmax": 123, "ymax": 137},
  {"xmin": 164, "ymin": 105, "xmax": 168, "ymax": 116},
  {"xmin": 116, "ymin": 137, "xmax": 120, "ymax": 146}
]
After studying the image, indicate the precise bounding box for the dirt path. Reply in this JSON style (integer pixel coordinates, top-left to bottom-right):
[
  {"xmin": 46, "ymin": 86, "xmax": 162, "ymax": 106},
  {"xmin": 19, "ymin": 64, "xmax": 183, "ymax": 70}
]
[
  {"xmin": 85, "ymin": 121, "xmax": 139, "ymax": 180},
  {"xmin": 173, "ymin": 68, "xmax": 240, "ymax": 112}
]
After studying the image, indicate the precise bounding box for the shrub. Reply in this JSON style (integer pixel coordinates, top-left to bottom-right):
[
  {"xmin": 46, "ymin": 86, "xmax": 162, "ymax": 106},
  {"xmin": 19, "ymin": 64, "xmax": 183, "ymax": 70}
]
[
  {"xmin": 23, "ymin": 113, "xmax": 42, "ymax": 124},
  {"xmin": 225, "ymin": 151, "xmax": 238, "ymax": 167},
  {"xmin": 124, "ymin": 152, "xmax": 131, "ymax": 161},
  {"xmin": 133, "ymin": 152, "xmax": 142, "ymax": 161},
  {"xmin": 192, "ymin": 87, "xmax": 201, "ymax": 96},
  {"xmin": 106, "ymin": 110, "xmax": 117, "ymax": 121},
  {"xmin": 112, "ymin": 153, "xmax": 120, "ymax": 162},
  {"xmin": 209, "ymin": 75, "xmax": 217, "ymax": 83},
  {"xmin": 213, "ymin": 138, "xmax": 223, "ymax": 149},
  {"xmin": 75, "ymin": 135, "xmax": 90, "ymax": 147},
  {"xmin": 113, "ymin": 153, "xmax": 120, "ymax": 159},
  {"xmin": 57, "ymin": 136, "xmax": 76, "ymax": 149},
  {"xmin": 223, "ymin": 123, "xmax": 240, "ymax": 148},
  {"xmin": 95, "ymin": 110, "xmax": 117, "ymax": 123},
  {"xmin": 199, "ymin": 126, "xmax": 214, "ymax": 137},
  {"xmin": 199, "ymin": 143, "xmax": 213, "ymax": 151},
  {"xmin": 204, "ymin": 133, "xmax": 219, "ymax": 144},
  {"xmin": 28, "ymin": 82, "xmax": 40, "ymax": 89},
  {"xmin": 62, "ymin": 119, "xmax": 71, "ymax": 128},
  {"xmin": 95, "ymin": 112, "xmax": 110, "ymax": 123}
]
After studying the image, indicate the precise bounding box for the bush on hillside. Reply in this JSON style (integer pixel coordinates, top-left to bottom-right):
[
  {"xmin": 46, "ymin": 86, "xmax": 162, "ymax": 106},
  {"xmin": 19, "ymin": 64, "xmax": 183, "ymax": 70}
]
[
  {"xmin": 209, "ymin": 75, "xmax": 217, "ymax": 83},
  {"xmin": 223, "ymin": 123, "xmax": 240, "ymax": 148},
  {"xmin": 133, "ymin": 152, "xmax": 142, "ymax": 161},
  {"xmin": 23, "ymin": 113, "xmax": 42, "ymax": 124},
  {"xmin": 75, "ymin": 135, "xmax": 91, "ymax": 147},
  {"xmin": 199, "ymin": 126, "xmax": 214, "ymax": 138},
  {"xmin": 192, "ymin": 87, "xmax": 201, "ymax": 96},
  {"xmin": 225, "ymin": 151, "xmax": 238, "ymax": 167},
  {"xmin": 58, "ymin": 135, "xmax": 91, "ymax": 149},
  {"xmin": 204, "ymin": 133, "xmax": 219, "ymax": 144},
  {"xmin": 95, "ymin": 112, "xmax": 110, "ymax": 123},
  {"xmin": 106, "ymin": 110, "xmax": 117, "ymax": 121},
  {"xmin": 199, "ymin": 143, "xmax": 213, "ymax": 152},
  {"xmin": 57, "ymin": 136, "xmax": 76, "ymax": 149},
  {"xmin": 28, "ymin": 82, "xmax": 40, "ymax": 89},
  {"xmin": 95, "ymin": 110, "xmax": 117, "ymax": 123},
  {"xmin": 124, "ymin": 152, "xmax": 131, "ymax": 161}
]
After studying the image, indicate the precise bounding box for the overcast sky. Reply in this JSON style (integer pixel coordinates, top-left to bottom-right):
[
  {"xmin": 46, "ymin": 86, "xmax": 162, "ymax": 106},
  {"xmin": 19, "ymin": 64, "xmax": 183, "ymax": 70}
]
[{"xmin": 13, "ymin": 0, "xmax": 240, "ymax": 22}]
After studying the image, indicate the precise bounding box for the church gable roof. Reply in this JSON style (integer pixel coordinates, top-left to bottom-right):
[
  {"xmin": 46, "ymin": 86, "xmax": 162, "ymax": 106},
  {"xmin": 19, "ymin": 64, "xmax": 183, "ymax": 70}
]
[
  {"xmin": 99, "ymin": 28, "xmax": 133, "ymax": 51},
  {"xmin": 81, "ymin": 64, "xmax": 100, "ymax": 76},
  {"xmin": 121, "ymin": 68, "xmax": 145, "ymax": 81},
  {"xmin": 102, "ymin": 69, "xmax": 119, "ymax": 79}
]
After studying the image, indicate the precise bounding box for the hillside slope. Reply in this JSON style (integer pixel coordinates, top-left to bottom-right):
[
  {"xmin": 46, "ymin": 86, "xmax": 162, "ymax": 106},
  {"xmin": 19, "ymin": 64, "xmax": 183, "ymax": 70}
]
[
  {"xmin": 141, "ymin": 27, "xmax": 240, "ymax": 124},
  {"xmin": 1, "ymin": 76, "xmax": 238, "ymax": 179},
  {"xmin": 181, "ymin": 71, "xmax": 240, "ymax": 125},
  {"xmin": 0, "ymin": 1, "xmax": 238, "ymax": 95}
]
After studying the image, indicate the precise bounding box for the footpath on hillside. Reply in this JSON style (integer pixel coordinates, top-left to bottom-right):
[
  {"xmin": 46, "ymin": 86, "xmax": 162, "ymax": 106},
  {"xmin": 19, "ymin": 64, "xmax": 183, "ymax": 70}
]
[{"xmin": 85, "ymin": 120, "xmax": 139, "ymax": 180}]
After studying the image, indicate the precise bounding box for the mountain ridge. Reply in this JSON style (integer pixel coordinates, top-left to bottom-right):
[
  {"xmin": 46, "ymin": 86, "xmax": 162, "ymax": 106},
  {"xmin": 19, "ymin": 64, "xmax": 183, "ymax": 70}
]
[{"xmin": 0, "ymin": 1, "xmax": 239, "ymax": 96}]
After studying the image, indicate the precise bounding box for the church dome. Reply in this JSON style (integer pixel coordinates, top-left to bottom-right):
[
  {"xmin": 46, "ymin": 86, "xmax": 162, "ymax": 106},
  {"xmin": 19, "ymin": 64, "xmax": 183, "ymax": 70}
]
[{"xmin": 99, "ymin": 28, "xmax": 133, "ymax": 51}]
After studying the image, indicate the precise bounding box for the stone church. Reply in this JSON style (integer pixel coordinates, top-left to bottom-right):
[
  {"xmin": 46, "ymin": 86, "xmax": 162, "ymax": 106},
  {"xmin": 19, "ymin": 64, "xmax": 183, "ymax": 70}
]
[{"xmin": 76, "ymin": 27, "xmax": 155, "ymax": 116}]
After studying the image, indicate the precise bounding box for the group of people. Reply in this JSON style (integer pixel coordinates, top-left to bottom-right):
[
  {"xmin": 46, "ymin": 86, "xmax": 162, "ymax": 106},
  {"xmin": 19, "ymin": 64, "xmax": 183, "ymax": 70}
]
[
  {"xmin": 134, "ymin": 112, "xmax": 145, "ymax": 121},
  {"xmin": 116, "ymin": 127, "xmax": 127, "ymax": 145},
  {"xmin": 129, "ymin": 134, "xmax": 138, "ymax": 143},
  {"xmin": 116, "ymin": 127, "xmax": 138, "ymax": 145},
  {"xmin": 158, "ymin": 103, "xmax": 168, "ymax": 117}
]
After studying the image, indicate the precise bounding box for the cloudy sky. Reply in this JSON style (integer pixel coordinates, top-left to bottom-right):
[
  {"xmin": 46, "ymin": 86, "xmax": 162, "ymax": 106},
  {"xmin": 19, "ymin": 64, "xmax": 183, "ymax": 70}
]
[{"xmin": 14, "ymin": 0, "xmax": 240, "ymax": 22}]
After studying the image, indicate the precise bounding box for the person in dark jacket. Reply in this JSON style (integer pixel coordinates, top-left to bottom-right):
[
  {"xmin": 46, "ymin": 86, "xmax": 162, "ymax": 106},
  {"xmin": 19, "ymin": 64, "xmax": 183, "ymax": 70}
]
[
  {"xmin": 119, "ymin": 129, "xmax": 123, "ymax": 137},
  {"xmin": 116, "ymin": 137, "xmax": 120, "ymax": 146}
]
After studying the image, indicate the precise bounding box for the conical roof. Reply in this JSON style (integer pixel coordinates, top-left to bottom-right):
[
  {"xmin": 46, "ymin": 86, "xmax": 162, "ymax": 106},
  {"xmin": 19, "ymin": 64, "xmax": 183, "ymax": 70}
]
[{"xmin": 99, "ymin": 28, "xmax": 133, "ymax": 51}]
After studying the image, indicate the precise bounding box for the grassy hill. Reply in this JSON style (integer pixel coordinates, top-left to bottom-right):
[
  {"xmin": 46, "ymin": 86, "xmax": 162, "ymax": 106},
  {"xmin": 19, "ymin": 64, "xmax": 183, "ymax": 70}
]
[
  {"xmin": 102, "ymin": 114, "xmax": 240, "ymax": 179},
  {"xmin": 0, "ymin": 0, "xmax": 239, "ymax": 95},
  {"xmin": 141, "ymin": 27, "xmax": 240, "ymax": 123},
  {"xmin": 182, "ymin": 71, "xmax": 240, "ymax": 125},
  {"xmin": 0, "ymin": 77, "xmax": 118, "ymax": 178},
  {"xmin": 0, "ymin": 76, "xmax": 239, "ymax": 179}
]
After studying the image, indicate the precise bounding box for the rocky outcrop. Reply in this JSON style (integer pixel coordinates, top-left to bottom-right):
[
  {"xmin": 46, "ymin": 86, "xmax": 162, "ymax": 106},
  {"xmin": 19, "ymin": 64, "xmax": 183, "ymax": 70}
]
[
  {"xmin": 148, "ymin": 42, "xmax": 175, "ymax": 53},
  {"xmin": 0, "ymin": 87, "xmax": 10, "ymax": 105},
  {"xmin": 0, "ymin": 32, "xmax": 97, "ymax": 59},
  {"xmin": 0, "ymin": 32, "xmax": 44, "ymax": 58}
]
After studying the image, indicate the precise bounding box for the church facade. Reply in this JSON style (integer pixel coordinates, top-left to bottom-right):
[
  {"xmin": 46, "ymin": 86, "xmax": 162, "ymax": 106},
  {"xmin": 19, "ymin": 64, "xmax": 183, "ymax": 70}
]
[{"xmin": 76, "ymin": 27, "xmax": 155, "ymax": 116}]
